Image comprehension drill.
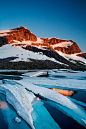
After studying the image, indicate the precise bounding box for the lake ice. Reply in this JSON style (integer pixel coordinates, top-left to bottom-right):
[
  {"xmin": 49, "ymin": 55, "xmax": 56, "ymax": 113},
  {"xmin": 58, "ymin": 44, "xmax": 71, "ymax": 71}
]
[{"xmin": 0, "ymin": 69, "xmax": 86, "ymax": 129}]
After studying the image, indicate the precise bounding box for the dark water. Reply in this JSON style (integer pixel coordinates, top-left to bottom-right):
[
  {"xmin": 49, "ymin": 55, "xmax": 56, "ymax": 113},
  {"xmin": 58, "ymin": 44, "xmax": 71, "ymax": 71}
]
[
  {"xmin": 0, "ymin": 75, "xmax": 22, "ymax": 80},
  {"xmin": 0, "ymin": 110, "xmax": 8, "ymax": 129},
  {"xmin": 71, "ymin": 90, "xmax": 86, "ymax": 103},
  {"xmin": 44, "ymin": 102, "xmax": 86, "ymax": 129},
  {"xmin": 43, "ymin": 89, "xmax": 86, "ymax": 129}
]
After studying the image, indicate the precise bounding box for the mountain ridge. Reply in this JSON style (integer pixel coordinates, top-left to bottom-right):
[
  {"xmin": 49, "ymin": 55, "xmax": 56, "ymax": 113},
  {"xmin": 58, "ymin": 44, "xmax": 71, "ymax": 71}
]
[
  {"xmin": 0, "ymin": 26, "xmax": 82, "ymax": 54},
  {"xmin": 0, "ymin": 26, "xmax": 86, "ymax": 70}
]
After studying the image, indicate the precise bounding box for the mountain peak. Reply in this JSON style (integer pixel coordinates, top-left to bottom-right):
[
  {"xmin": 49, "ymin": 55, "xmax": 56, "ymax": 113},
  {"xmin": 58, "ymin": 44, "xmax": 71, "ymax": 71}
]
[
  {"xmin": 0, "ymin": 26, "xmax": 37, "ymax": 43},
  {"xmin": 0, "ymin": 26, "xmax": 83, "ymax": 55},
  {"xmin": 11, "ymin": 26, "xmax": 28, "ymax": 31}
]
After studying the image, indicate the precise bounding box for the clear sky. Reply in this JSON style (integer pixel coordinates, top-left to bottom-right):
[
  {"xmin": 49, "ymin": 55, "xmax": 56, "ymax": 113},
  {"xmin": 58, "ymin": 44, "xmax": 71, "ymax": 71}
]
[{"xmin": 0, "ymin": 0, "xmax": 86, "ymax": 52}]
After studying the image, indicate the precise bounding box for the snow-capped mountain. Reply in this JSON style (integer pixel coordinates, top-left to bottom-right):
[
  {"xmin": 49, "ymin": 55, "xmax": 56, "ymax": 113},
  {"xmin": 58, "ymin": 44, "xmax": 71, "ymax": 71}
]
[{"xmin": 0, "ymin": 26, "xmax": 86, "ymax": 70}]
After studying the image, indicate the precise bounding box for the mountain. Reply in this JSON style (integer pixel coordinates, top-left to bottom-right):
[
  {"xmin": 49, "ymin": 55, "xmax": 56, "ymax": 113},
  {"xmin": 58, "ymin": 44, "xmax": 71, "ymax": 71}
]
[{"xmin": 0, "ymin": 26, "xmax": 86, "ymax": 70}]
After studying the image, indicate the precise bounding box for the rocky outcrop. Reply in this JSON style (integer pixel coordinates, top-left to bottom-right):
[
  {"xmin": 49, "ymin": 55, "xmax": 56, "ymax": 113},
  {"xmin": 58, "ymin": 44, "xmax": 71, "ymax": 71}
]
[
  {"xmin": 0, "ymin": 37, "xmax": 8, "ymax": 47},
  {"xmin": 22, "ymin": 45, "xmax": 76, "ymax": 66},
  {"xmin": 77, "ymin": 53, "xmax": 86, "ymax": 59},
  {"xmin": 4, "ymin": 26, "xmax": 37, "ymax": 43},
  {"xmin": 54, "ymin": 42, "xmax": 82, "ymax": 54}
]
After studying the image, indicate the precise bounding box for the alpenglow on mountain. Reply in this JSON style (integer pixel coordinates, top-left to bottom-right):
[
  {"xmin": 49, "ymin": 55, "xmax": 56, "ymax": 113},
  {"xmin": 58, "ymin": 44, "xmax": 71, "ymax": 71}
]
[{"xmin": 0, "ymin": 26, "xmax": 86, "ymax": 70}]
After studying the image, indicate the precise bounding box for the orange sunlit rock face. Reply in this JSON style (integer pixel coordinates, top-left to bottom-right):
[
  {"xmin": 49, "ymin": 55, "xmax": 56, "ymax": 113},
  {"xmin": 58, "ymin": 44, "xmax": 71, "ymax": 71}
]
[
  {"xmin": 50, "ymin": 88, "xmax": 77, "ymax": 96},
  {"xmin": 0, "ymin": 26, "xmax": 82, "ymax": 55},
  {"xmin": 0, "ymin": 101, "xmax": 8, "ymax": 110},
  {"xmin": 36, "ymin": 97, "xmax": 41, "ymax": 100},
  {"xmin": 5, "ymin": 26, "xmax": 37, "ymax": 43}
]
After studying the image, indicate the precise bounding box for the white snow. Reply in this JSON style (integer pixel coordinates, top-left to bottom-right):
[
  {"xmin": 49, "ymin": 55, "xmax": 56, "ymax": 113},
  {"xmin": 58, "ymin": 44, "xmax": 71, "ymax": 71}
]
[
  {"xmin": 35, "ymin": 38, "xmax": 44, "ymax": 44},
  {"xmin": 56, "ymin": 51, "xmax": 86, "ymax": 64},
  {"xmin": 9, "ymin": 39, "xmax": 86, "ymax": 64},
  {"xmin": 0, "ymin": 44, "xmax": 64, "ymax": 64},
  {"xmin": 52, "ymin": 41, "xmax": 73, "ymax": 48},
  {"xmin": 0, "ymin": 30, "xmax": 11, "ymax": 36},
  {"xmin": 0, "ymin": 30, "xmax": 11, "ymax": 33},
  {"xmin": 12, "ymin": 38, "xmax": 43, "ymax": 45}
]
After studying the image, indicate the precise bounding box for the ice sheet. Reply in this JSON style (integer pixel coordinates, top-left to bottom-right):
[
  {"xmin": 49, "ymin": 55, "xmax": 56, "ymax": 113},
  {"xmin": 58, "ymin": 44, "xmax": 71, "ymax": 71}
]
[
  {"xmin": 20, "ymin": 76, "xmax": 86, "ymax": 90},
  {"xmin": 16, "ymin": 79, "xmax": 86, "ymax": 127},
  {"xmin": 49, "ymin": 70, "xmax": 86, "ymax": 80}
]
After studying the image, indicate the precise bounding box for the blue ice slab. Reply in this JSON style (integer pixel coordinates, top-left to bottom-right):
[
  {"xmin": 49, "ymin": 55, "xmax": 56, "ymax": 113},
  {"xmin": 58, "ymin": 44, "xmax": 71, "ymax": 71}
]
[
  {"xmin": 0, "ymin": 93, "xmax": 31, "ymax": 129},
  {"xmin": 69, "ymin": 97, "xmax": 86, "ymax": 108},
  {"xmin": 32, "ymin": 100, "xmax": 61, "ymax": 129}
]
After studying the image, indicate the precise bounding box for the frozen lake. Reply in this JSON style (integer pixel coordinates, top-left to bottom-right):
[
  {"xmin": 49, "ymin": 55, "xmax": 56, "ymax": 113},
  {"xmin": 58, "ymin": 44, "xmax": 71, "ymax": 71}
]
[{"xmin": 0, "ymin": 69, "xmax": 86, "ymax": 129}]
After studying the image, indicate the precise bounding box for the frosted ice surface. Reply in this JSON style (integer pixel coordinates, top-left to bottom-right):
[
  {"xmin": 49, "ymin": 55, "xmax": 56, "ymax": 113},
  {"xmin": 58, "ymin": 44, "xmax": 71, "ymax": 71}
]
[
  {"xmin": 17, "ymin": 80, "xmax": 79, "ymax": 109},
  {"xmin": 0, "ymin": 82, "xmax": 35, "ymax": 129},
  {"xmin": 20, "ymin": 76, "xmax": 86, "ymax": 90},
  {"xmin": 0, "ymin": 93, "xmax": 31, "ymax": 129}
]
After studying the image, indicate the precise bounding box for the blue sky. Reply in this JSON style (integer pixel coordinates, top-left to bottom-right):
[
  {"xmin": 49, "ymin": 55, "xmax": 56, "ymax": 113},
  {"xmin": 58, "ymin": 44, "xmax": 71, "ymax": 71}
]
[{"xmin": 0, "ymin": 0, "xmax": 86, "ymax": 52}]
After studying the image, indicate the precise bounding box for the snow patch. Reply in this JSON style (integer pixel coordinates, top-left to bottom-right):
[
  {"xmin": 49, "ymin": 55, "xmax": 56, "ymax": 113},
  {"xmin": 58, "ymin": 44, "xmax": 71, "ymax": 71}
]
[
  {"xmin": 56, "ymin": 51, "xmax": 86, "ymax": 64},
  {"xmin": 52, "ymin": 41, "xmax": 73, "ymax": 48},
  {"xmin": 0, "ymin": 44, "xmax": 64, "ymax": 64},
  {"xmin": 0, "ymin": 30, "xmax": 11, "ymax": 36}
]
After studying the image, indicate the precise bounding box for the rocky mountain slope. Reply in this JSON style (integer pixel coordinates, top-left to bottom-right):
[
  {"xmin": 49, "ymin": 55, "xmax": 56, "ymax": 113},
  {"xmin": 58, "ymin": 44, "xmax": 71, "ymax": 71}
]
[{"xmin": 0, "ymin": 26, "xmax": 86, "ymax": 70}]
